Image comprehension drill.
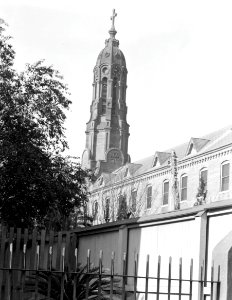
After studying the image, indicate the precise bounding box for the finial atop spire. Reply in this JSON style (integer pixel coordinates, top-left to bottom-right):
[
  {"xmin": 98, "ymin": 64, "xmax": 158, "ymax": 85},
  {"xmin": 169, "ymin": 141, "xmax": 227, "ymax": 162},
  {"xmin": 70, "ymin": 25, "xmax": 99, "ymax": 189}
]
[
  {"xmin": 110, "ymin": 9, "xmax": 117, "ymax": 29},
  {"xmin": 109, "ymin": 9, "xmax": 117, "ymax": 38}
]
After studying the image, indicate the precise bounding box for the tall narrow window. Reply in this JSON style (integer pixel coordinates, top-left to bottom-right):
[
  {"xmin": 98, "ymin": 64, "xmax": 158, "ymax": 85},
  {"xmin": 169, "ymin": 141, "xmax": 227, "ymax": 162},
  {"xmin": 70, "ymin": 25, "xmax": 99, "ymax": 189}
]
[
  {"xmin": 92, "ymin": 201, "xmax": 98, "ymax": 220},
  {"xmin": 101, "ymin": 78, "xmax": 107, "ymax": 114},
  {"xmin": 200, "ymin": 168, "xmax": 208, "ymax": 186},
  {"xmin": 131, "ymin": 190, "xmax": 137, "ymax": 212},
  {"xmin": 146, "ymin": 186, "xmax": 152, "ymax": 209},
  {"xmin": 102, "ymin": 99, "xmax": 106, "ymax": 114},
  {"xmin": 105, "ymin": 198, "xmax": 110, "ymax": 222},
  {"xmin": 181, "ymin": 175, "xmax": 188, "ymax": 201},
  {"xmin": 221, "ymin": 162, "xmax": 230, "ymax": 191},
  {"xmin": 102, "ymin": 78, "xmax": 107, "ymax": 99},
  {"xmin": 112, "ymin": 78, "xmax": 117, "ymax": 115},
  {"xmin": 163, "ymin": 180, "xmax": 169, "ymax": 205}
]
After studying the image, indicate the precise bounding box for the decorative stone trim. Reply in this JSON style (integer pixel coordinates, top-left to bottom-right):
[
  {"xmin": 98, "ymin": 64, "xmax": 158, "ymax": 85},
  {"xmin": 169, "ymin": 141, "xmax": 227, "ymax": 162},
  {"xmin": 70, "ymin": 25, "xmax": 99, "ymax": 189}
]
[{"xmin": 90, "ymin": 146, "xmax": 232, "ymax": 197}]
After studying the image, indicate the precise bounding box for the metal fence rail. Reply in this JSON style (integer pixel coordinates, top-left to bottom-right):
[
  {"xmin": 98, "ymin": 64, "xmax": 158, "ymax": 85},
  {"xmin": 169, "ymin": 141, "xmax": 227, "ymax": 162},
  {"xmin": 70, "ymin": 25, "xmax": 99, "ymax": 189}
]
[
  {"xmin": 0, "ymin": 249, "xmax": 220, "ymax": 300},
  {"xmin": 0, "ymin": 226, "xmax": 221, "ymax": 300}
]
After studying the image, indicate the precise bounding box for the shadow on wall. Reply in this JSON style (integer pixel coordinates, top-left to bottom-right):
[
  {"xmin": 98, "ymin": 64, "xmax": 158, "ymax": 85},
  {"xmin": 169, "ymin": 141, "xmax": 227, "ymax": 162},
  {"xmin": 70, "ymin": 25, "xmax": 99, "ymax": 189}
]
[
  {"xmin": 76, "ymin": 218, "xmax": 142, "ymax": 275},
  {"xmin": 212, "ymin": 230, "xmax": 232, "ymax": 300}
]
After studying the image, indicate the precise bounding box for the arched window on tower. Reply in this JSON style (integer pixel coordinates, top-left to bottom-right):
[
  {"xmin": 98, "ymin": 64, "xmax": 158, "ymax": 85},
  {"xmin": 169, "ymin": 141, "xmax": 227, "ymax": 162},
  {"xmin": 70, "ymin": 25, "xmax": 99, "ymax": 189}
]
[
  {"xmin": 112, "ymin": 77, "xmax": 117, "ymax": 115},
  {"xmin": 102, "ymin": 78, "xmax": 107, "ymax": 99},
  {"xmin": 101, "ymin": 77, "xmax": 107, "ymax": 114}
]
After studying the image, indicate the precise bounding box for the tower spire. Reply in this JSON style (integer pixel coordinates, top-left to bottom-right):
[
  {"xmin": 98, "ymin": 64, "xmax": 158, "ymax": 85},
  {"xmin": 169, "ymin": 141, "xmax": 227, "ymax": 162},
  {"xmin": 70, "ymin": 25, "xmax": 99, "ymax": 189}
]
[{"xmin": 109, "ymin": 9, "xmax": 117, "ymax": 38}]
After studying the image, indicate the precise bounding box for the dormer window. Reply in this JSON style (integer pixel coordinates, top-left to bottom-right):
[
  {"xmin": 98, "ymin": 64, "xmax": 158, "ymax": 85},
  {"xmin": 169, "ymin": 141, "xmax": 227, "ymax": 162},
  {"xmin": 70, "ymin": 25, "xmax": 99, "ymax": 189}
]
[
  {"xmin": 153, "ymin": 157, "xmax": 158, "ymax": 167},
  {"xmin": 187, "ymin": 143, "xmax": 194, "ymax": 155},
  {"xmin": 186, "ymin": 138, "xmax": 210, "ymax": 156}
]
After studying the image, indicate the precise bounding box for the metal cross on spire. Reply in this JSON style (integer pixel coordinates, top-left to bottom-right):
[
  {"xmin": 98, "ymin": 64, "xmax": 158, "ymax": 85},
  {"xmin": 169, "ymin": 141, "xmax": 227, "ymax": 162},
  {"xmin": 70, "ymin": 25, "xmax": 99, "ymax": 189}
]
[{"xmin": 110, "ymin": 9, "xmax": 117, "ymax": 29}]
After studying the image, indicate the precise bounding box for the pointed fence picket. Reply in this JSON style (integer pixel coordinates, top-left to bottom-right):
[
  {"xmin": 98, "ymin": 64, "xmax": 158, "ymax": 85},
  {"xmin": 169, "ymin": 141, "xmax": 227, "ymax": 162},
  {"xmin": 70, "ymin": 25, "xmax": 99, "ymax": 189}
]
[{"xmin": 0, "ymin": 225, "xmax": 221, "ymax": 300}]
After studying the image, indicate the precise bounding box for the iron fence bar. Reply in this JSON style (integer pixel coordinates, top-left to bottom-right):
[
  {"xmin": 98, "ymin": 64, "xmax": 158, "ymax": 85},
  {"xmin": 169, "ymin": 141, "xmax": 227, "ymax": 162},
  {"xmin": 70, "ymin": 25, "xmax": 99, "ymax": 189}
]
[
  {"xmin": 216, "ymin": 266, "xmax": 220, "ymax": 300},
  {"xmin": 210, "ymin": 262, "xmax": 214, "ymax": 300},
  {"xmin": 20, "ymin": 241, "xmax": 27, "ymax": 300},
  {"xmin": 122, "ymin": 253, "xmax": 126, "ymax": 300},
  {"xmin": 168, "ymin": 256, "xmax": 172, "ymax": 300},
  {"xmin": 35, "ymin": 245, "xmax": 39, "ymax": 300},
  {"xmin": 60, "ymin": 246, "xmax": 65, "ymax": 300},
  {"xmin": 98, "ymin": 250, "xmax": 103, "ymax": 299},
  {"xmin": 134, "ymin": 253, "xmax": 138, "ymax": 300},
  {"xmin": 178, "ymin": 257, "xmax": 182, "ymax": 300},
  {"xmin": 110, "ymin": 251, "xmax": 114, "ymax": 300},
  {"xmin": 85, "ymin": 249, "xmax": 90, "ymax": 300},
  {"xmin": 6, "ymin": 242, "xmax": 13, "ymax": 300},
  {"xmin": 189, "ymin": 259, "xmax": 193, "ymax": 300},
  {"xmin": 156, "ymin": 255, "xmax": 161, "ymax": 300},
  {"xmin": 199, "ymin": 265, "xmax": 204, "ymax": 300},
  {"xmin": 73, "ymin": 248, "xmax": 78, "ymax": 300},
  {"xmin": 47, "ymin": 245, "xmax": 52, "ymax": 299},
  {"xmin": 145, "ymin": 255, "xmax": 149, "ymax": 300}
]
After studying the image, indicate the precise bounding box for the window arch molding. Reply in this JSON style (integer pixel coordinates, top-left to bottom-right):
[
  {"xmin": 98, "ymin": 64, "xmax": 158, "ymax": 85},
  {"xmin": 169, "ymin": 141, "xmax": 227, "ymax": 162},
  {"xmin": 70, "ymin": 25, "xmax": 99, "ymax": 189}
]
[{"xmin": 221, "ymin": 160, "xmax": 230, "ymax": 192}]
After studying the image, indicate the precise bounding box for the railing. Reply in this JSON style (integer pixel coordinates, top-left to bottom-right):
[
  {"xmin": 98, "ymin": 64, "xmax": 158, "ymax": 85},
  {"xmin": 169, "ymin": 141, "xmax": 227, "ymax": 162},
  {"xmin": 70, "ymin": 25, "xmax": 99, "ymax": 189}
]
[{"xmin": 0, "ymin": 226, "xmax": 221, "ymax": 299}]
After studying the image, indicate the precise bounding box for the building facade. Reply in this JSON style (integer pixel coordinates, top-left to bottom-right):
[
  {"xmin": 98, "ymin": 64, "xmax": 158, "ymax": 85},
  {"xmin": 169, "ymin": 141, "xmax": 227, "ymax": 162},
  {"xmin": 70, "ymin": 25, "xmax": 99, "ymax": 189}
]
[{"xmin": 82, "ymin": 11, "xmax": 232, "ymax": 226}]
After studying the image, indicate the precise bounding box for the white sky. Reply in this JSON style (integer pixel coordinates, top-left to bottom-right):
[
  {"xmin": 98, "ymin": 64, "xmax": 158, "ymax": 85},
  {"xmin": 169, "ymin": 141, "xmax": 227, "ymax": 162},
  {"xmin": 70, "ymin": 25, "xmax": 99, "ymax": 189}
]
[{"xmin": 1, "ymin": 0, "xmax": 232, "ymax": 162}]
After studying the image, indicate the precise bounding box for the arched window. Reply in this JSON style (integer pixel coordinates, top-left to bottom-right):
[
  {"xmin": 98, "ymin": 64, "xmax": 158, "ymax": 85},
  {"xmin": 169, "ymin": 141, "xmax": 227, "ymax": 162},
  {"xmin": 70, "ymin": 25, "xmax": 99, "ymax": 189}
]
[
  {"xmin": 146, "ymin": 185, "xmax": 152, "ymax": 209},
  {"xmin": 92, "ymin": 201, "xmax": 98, "ymax": 220},
  {"xmin": 101, "ymin": 78, "xmax": 107, "ymax": 114},
  {"xmin": 200, "ymin": 168, "xmax": 208, "ymax": 188},
  {"xmin": 112, "ymin": 78, "xmax": 117, "ymax": 115},
  {"xmin": 163, "ymin": 180, "xmax": 169, "ymax": 205},
  {"xmin": 102, "ymin": 77, "xmax": 107, "ymax": 99},
  {"xmin": 180, "ymin": 174, "xmax": 188, "ymax": 201},
  {"xmin": 221, "ymin": 161, "xmax": 230, "ymax": 191},
  {"xmin": 131, "ymin": 189, "xmax": 137, "ymax": 212}
]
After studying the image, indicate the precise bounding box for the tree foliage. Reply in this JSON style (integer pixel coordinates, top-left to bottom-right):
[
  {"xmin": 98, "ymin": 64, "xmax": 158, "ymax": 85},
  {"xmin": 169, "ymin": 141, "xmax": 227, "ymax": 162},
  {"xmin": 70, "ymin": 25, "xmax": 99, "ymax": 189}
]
[
  {"xmin": 117, "ymin": 195, "xmax": 129, "ymax": 221},
  {"xmin": 0, "ymin": 20, "xmax": 89, "ymax": 230}
]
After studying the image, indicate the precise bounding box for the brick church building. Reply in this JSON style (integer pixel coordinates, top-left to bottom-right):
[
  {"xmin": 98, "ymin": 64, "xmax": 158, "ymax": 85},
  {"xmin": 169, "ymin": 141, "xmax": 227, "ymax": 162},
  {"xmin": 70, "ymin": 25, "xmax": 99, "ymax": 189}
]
[{"xmin": 82, "ymin": 10, "xmax": 232, "ymax": 225}]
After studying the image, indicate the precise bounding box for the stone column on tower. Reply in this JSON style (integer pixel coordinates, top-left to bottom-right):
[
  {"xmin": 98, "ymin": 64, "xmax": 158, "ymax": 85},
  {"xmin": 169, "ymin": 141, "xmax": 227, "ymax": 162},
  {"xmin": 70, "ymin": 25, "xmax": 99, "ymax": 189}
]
[{"xmin": 82, "ymin": 10, "xmax": 130, "ymax": 176}]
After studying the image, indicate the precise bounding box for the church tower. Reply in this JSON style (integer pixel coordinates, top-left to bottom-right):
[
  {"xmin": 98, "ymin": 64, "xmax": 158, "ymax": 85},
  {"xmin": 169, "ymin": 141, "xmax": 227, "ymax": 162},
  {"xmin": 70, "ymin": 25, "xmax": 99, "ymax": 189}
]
[{"xmin": 82, "ymin": 10, "xmax": 130, "ymax": 176}]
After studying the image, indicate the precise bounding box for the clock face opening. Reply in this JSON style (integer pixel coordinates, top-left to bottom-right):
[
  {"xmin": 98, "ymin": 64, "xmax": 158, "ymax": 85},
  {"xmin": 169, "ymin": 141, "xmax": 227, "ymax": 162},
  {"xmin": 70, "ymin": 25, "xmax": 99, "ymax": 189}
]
[
  {"xmin": 107, "ymin": 149, "xmax": 123, "ymax": 165},
  {"xmin": 102, "ymin": 67, "xmax": 109, "ymax": 75}
]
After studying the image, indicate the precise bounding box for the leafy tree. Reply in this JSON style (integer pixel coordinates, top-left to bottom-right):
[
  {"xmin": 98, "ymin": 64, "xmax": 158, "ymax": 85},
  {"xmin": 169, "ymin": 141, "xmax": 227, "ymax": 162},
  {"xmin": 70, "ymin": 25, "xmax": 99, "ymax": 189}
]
[
  {"xmin": 0, "ymin": 20, "xmax": 89, "ymax": 230},
  {"xmin": 117, "ymin": 195, "xmax": 130, "ymax": 221},
  {"xmin": 194, "ymin": 176, "xmax": 207, "ymax": 206}
]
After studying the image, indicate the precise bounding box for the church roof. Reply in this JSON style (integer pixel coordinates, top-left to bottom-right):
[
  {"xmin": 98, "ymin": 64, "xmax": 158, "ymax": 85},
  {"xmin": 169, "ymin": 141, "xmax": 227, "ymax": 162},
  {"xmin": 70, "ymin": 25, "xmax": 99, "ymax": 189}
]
[{"xmin": 92, "ymin": 125, "xmax": 232, "ymax": 188}]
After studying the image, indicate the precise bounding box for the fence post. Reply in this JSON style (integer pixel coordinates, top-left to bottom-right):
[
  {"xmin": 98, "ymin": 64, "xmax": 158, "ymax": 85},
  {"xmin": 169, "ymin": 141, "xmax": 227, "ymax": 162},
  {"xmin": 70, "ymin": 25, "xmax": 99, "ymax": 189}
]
[
  {"xmin": 195, "ymin": 211, "xmax": 207, "ymax": 300},
  {"xmin": 118, "ymin": 225, "xmax": 128, "ymax": 275}
]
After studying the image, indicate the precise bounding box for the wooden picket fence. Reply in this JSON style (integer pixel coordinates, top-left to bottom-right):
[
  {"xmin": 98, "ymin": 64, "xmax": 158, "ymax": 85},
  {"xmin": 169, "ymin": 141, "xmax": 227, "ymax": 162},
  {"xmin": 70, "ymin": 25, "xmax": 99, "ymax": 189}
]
[{"xmin": 0, "ymin": 226, "xmax": 221, "ymax": 299}]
